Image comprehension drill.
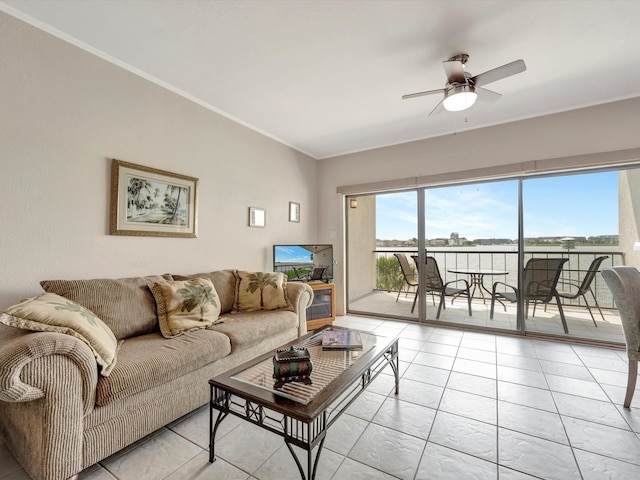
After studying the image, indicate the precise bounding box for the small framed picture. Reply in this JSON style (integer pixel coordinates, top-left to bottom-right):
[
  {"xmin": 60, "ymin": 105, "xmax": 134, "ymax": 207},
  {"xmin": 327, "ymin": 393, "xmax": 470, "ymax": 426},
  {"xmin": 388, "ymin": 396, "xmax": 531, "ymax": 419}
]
[
  {"xmin": 249, "ymin": 207, "xmax": 266, "ymax": 228},
  {"xmin": 289, "ymin": 202, "xmax": 300, "ymax": 223}
]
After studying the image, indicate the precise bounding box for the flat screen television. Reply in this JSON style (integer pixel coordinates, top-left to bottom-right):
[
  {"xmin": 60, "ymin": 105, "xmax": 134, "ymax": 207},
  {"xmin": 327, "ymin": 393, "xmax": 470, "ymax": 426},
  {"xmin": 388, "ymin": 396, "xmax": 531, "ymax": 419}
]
[{"xmin": 273, "ymin": 244, "xmax": 334, "ymax": 282}]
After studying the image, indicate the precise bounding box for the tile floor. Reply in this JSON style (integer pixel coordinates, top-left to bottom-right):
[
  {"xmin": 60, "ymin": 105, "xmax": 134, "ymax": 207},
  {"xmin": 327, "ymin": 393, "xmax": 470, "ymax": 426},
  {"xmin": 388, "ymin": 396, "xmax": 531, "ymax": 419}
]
[{"xmin": 2, "ymin": 315, "xmax": 640, "ymax": 480}]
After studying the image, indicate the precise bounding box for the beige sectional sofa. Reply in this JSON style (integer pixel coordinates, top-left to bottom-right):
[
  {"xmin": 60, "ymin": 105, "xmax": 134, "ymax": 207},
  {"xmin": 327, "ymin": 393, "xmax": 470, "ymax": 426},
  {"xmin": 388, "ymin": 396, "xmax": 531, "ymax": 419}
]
[{"xmin": 0, "ymin": 269, "xmax": 313, "ymax": 480}]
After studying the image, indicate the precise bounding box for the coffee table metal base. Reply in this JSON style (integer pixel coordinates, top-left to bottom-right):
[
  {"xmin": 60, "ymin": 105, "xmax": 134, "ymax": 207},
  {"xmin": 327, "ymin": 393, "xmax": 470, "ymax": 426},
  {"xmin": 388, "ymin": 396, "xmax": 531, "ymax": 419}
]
[{"xmin": 209, "ymin": 340, "xmax": 399, "ymax": 480}]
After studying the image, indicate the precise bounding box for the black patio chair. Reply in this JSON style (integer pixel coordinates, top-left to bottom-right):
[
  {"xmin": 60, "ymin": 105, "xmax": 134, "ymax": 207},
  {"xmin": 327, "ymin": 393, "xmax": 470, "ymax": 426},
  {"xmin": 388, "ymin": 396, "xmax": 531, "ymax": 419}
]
[
  {"xmin": 309, "ymin": 267, "xmax": 327, "ymax": 281},
  {"xmin": 556, "ymin": 256, "xmax": 609, "ymax": 327},
  {"xmin": 411, "ymin": 255, "xmax": 472, "ymax": 319},
  {"xmin": 490, "ymin": 257, "xmax": 569, "ymax": 333}
]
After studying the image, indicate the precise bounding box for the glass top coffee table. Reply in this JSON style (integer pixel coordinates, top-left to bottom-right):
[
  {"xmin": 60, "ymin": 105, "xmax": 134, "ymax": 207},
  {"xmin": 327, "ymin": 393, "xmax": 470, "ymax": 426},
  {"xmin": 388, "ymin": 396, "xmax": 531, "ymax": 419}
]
[{"xmin": 208, "ymin": 327, "xmax": 399, "ymax": 480}]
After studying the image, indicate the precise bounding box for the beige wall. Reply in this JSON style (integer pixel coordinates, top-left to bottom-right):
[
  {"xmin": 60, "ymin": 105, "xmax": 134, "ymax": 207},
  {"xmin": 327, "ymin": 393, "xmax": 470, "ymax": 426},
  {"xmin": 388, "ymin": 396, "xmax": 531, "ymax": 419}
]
[
  {"xmin": 320, "ymin": 98, "xmax": 640, "ymax": 314},
  {"xmin": 0, "ymin": 13, "xmax": 318, "ymax": 309}
]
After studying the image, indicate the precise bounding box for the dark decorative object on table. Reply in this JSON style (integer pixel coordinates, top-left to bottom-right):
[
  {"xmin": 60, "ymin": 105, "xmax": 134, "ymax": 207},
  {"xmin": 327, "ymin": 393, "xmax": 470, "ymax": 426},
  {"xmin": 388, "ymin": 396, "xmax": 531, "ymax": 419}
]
[{"xmin": 273, "ymin": 346, "xmax": 313, "ymax": 388}]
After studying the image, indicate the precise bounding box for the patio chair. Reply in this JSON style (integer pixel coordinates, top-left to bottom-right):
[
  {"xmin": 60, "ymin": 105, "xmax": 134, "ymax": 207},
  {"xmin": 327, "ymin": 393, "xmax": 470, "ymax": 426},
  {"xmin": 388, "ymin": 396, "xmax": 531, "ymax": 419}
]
[
  {"xmin": 292, "ymin": 267, "xmax": 310, "ymax": 281},
  {"xmin": 394, "ymin": 253, "xmax": 418, "ymax": 309},
  {"xmin": 309, "ymin": 267, "xmax": 327, "ymax": 281},
  {"xmin": 556, "ymin": 256, "xmax": 609, "ymax": 327},
  {"xmin": 601, "ymin": 267, "xmax": 640, "ymax": 409},
  {"xmin": 411, "ymin": 255, "xmax": 472, "ymax": 319},
  {"xmin": 490, "ymin": 258, "xmax": 569, "ymax": 333}
]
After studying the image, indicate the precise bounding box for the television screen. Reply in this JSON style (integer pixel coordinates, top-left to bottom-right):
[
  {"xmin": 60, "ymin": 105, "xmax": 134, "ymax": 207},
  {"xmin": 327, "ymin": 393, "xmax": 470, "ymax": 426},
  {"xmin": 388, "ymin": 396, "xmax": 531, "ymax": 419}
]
[{"xmin": 273, "ymin": 244, "xmax": 334, "ymax": 282}]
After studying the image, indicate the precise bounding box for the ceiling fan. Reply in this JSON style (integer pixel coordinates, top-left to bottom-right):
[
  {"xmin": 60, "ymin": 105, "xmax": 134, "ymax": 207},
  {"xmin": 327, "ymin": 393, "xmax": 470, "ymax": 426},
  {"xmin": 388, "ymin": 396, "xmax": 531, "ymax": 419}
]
[{"xmin": 402, "ymin": 54, "xmax": 526, "ymax": 116}]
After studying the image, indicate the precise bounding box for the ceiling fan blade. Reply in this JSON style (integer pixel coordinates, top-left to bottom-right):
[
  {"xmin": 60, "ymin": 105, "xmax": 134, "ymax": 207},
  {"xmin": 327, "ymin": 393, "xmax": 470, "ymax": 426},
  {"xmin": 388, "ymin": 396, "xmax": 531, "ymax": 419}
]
[
  {"xmin": 443, "ymin": 60, "xmax": 466, "ymax": 84},
  {"xmin": 476, "ymin": 86, "xmax": 502, "ymax": 102},
  {"xmin": 428, "ymin": 99, "xmax": 445, "ymax": 116},
  {"xmin": 471, "ymin": 59, "xmax": 526, "ymax": 87},
  {"xmin": 402, "ymin": 88, "xmax": 445, "ymax": 100}
]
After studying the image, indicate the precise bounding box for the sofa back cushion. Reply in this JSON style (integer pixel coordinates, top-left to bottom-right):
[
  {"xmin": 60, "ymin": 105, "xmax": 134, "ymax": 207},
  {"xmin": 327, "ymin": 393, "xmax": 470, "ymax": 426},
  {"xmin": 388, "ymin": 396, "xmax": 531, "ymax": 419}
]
[
  {"xmin": 233, "ymin": 271, "xmax": 292, "ymax": 312},
  {"xmin": 41, "ymin": 274, "xmax": 171, "ymax": 340},
  {"xmin": 172, "ymin": 270, "xmax": 236, "ymax": 314},
  {"xmin": 149, "ymin": 277, "xmax": 221, "ymax": 338}
]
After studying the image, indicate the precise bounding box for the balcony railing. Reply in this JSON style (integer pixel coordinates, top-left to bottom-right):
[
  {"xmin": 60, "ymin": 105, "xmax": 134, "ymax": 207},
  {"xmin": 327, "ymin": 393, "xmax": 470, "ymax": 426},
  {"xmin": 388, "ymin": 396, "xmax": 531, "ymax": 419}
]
[{"xmin": 374, "ymin": 248, "xmax": 624, "ymax": 309}]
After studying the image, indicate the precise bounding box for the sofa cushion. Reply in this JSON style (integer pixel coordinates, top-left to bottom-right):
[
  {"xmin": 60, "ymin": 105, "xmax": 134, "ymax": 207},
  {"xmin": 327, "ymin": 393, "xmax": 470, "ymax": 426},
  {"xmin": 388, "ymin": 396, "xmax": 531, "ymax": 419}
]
[
  {"xmin": 149, "ymin": 278, "xmax": 221, "ymax": 338},
  {"xmin": 210, "ymin": 309, "xmax": 298, "ymax": 351},
  {"xmin": 233, "ymin": 271, "xmax": 292, "ymax": 312},
  {"xmin": 41, "ymin": 274, "xmax": 172, "ymax": 340},
  {"xmin": 0, "ymin": 293, "xmax": 119, "ymax": 376},
  {"xmin": 172, "ymin": 270, "xmax": 236, "ymax": 314},
  {"xmin": 95, "ymin": 329, "xmax": 231, "ymax": 406}
]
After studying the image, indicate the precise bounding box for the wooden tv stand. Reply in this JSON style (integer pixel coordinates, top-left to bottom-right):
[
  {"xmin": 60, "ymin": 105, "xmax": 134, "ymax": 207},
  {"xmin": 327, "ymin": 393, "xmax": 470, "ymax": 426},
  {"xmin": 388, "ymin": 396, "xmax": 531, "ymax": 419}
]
[{"xmin": 306, "ymin": 282, "xmax": 335, "ymax": 330}]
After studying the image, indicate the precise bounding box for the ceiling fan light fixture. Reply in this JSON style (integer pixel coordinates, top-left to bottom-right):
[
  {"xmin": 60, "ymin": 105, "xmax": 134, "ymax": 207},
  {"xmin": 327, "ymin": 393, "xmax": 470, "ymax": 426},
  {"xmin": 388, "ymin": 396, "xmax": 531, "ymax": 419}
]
[{"xmin": 443, "ymin": 84, "xmax": 477, "ymax": 112}]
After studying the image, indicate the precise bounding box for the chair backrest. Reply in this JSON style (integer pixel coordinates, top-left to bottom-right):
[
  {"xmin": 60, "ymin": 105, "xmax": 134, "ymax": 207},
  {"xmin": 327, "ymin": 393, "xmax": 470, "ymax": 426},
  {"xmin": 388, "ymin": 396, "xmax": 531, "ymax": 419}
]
[
  {"xmin": 576, "ymin": 256, "xmax": 609, "ymax": 293},
  {"xmin": 601, "ymin": 267, "xmax": 640, "ymax": 360},
  {"xmin": 410, "ymin": 255, "xmax": 444, "ymax": 290},
  {"xmin": 310, "ymin": 267, "xmax": 327, "ymax": 281},
  {"xmin": 292, "ymin": 267, "xmax": 305, "ymax": 280},
  {"xmin": 394, "ymin": 253, "xmax": 417, "ymax": 284},
  {"xmin": 522, "ymin": 258, "xmax": 568, "ymax": 302}
]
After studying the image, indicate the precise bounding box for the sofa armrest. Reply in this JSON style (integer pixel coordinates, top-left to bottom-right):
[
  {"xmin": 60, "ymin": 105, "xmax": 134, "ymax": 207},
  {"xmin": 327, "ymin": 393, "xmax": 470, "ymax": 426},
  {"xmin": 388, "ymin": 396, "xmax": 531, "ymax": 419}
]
[
  {"xmin": 286, "ymin": 282, "xmax": 314, "ymax": 336},
  {"xmin": 0, "ymin": 325, "xmax": 98, "ymax": 415}
]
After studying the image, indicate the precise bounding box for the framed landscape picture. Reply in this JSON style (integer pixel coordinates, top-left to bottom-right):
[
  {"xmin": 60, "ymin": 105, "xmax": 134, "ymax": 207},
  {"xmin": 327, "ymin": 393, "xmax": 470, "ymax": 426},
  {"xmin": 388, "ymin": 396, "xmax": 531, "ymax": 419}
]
[{"xmin": 110, "ymin": 159, "xmax": 198, "ymax": 237}]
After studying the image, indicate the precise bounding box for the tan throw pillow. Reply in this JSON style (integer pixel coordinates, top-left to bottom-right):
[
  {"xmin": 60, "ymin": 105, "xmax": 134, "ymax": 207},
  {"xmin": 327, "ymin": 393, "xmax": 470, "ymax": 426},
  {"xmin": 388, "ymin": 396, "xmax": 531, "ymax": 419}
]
[
  {"xmin": 0, "ymin": 293, "xmax": 119, "ymax": 376},
  {"xmin": 234, "ymin": 271, "xmax": 292, "ymax": 312},
  {"xmin": 150, "ymin": 278, "xmax": 221, "ymax": 338}
]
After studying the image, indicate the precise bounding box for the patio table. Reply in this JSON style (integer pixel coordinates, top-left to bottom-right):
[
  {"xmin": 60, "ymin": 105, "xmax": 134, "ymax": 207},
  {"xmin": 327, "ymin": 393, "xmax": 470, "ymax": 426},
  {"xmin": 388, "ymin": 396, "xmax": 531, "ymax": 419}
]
[{"xmin": 448, "ymin": 268, "xmax": 508, "ymax": 305}]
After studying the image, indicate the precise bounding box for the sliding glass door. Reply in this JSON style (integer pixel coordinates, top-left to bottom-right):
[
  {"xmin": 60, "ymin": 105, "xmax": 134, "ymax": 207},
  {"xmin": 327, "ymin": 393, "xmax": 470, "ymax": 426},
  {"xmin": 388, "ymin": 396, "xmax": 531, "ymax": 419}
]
[
  {"xmin": 345, "ymin": 168, "xmax": 627, "ymax": 344},
  {"xmin": 346, "ymin": 191, "xmax": 418, "ymax": 320}
]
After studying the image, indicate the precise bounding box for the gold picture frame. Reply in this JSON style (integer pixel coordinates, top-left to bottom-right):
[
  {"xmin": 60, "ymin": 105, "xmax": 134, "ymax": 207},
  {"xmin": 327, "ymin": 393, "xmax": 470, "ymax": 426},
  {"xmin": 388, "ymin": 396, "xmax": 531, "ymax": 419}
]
[{"xmin": 110, "ymin": 159, "xmax": 198, "ymax": 237}]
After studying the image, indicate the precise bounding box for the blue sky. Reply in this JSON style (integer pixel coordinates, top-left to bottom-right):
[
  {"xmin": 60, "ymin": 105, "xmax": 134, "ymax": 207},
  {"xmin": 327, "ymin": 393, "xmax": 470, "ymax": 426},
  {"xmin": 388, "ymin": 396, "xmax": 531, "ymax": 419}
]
[
  {"xmin": 376, "ymin": 171, "xmax": 618, "ymax": 240},
  {"xmin": 274, "ymin": 245, "xmax": 314, "ymax": 263}
]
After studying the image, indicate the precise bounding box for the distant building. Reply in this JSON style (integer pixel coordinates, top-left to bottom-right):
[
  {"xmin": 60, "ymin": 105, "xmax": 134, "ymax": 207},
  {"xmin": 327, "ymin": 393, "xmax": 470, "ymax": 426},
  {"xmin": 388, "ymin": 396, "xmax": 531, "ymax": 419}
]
[{"xmin": 429, "ymin": 238, "xmax": 447, "ymax": 247}]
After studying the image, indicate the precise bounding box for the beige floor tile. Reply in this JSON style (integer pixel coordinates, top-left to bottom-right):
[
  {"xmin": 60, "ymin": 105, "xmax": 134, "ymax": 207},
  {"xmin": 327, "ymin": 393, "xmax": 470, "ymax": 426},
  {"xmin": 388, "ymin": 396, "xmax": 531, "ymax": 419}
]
[
  {"xmin": 100, "ymin": 428, "xmax": 201, "ymax": 480},
  {"xmin": 429, "ymin": 411, "xmax": 497, "ymax": 462},
  {"xmin": 348, "ymin": 423, "xmax": 425, "ymax": 480},
  {"xmin": 498, "ymin": 428, "xmax": 580, "ymax": 480},
  {"xmin": 164, "ymin": 451, "xmax": 249, "ymax": 480},
  {"xmin": 416, "ymin": 442, "xmax": 497, "ymax": 480}
]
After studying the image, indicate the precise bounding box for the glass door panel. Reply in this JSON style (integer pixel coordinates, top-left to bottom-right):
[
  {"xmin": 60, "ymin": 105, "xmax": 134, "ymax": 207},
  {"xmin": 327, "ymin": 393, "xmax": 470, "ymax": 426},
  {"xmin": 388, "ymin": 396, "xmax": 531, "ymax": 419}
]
[
  {"xmin": 423, "ymin": 180, "xmax": 519, "ymax": 330},
  {"xmin": 521, "ymin": 171, "xmax": 621, "ymax": 341},
  {"xmin": 346, "ymin": 191, "xmax": 418, "ymax": 320}
]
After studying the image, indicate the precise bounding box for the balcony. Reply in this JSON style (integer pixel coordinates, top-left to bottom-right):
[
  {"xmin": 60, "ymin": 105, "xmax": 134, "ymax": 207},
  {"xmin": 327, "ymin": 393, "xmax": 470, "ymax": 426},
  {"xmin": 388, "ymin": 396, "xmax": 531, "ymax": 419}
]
[{"xmin": 348, "ymin": 248, "xmax": 627, "ymax": 345}]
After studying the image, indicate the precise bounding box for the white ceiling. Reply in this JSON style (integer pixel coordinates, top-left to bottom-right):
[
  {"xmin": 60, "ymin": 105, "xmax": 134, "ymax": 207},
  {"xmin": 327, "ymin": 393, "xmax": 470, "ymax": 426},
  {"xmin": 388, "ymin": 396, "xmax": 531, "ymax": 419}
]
[{"xmin": 3, "ymin": 0, "xmax": 640, "ymax": 159}]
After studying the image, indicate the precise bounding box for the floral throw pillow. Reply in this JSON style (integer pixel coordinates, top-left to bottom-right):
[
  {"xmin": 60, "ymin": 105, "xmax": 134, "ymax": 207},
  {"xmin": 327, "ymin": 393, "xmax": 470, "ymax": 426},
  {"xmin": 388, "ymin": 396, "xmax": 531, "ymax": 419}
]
[
  {"xmin": 234, "ymin": 271, "xmax": 292, "ymax": 312},
  {"xmin": 150, "ymin": 277, "xmax": 221, "ymax": 338},
  {"xmin": 0, "ymin": 292, "xmax": 119, "ymax": 376}
]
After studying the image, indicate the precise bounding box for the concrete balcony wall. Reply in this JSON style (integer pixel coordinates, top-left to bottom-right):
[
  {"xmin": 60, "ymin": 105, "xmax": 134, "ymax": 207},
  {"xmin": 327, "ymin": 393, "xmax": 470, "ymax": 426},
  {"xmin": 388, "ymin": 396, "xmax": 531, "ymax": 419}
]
[{"xmin": 346, "ymin": 195, "xmax": 377, "ymax": 300}]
